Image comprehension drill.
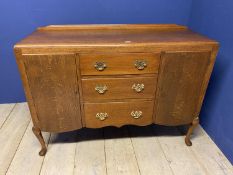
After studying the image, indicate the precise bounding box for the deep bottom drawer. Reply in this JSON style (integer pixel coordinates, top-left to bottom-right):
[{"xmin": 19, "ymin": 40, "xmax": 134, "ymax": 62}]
[{"xmin": 84, "ymin": 101, "xmax": 154, "ymax": 128}]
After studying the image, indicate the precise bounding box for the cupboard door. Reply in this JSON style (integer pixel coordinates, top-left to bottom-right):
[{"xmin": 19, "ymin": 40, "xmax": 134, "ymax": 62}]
[
  {"xmin": 155, "ymin": 51, "xmax": 211, "ymax": 125},
  {"xmin": 24, "ymin": 54, "xmax": 82, "ymax": 132}
]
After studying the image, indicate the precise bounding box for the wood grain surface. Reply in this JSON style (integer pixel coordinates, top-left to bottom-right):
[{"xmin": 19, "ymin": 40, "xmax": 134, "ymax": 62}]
[
  {"xmin": 23, "ymin": 54, "xmax": 82, "ymax": 132},
  {"xmin": 155, "ymin": 51, "xmax": 211, "ymax": 125},
  {"xmin": 15, "ymin": 24, "xmax": 217, "ymax": 47},
  {"xmin": 79, "ymin": 53, "xmax": 160, "ymax": 75},
  {"xmin": 0, "ymin": 103, "xmax": 30, "ymax": 175},
  {"xmin": 82, "ymin": 76, "xmax": 157, "ymax": 101},
  {"xmin": 84, "ymin": 100, "xmax": 154, "ymax": 128}
]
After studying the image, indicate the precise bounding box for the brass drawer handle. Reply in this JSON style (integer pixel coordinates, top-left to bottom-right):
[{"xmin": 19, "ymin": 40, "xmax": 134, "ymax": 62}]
[
  {"xmin": 95, "ymin": 85, "xmax": 108, "ymax": 94},
  {"xmin": 132, "ymin": 83, "xmax": 144, "ymax": 93},
  {"xmin": 96, "ymin": 112, "xmax": 108, "ymax": 121},
  {"xmin": 131, "ymin": 111, "xmax": 142, "ymax": 119},
  {"xmin": 94, "ymin": 61, "xmax": 107, "ymax": 71},
  {"xmin": 135, "ymin": 60, "xmax": 147, "ymax": 70}
]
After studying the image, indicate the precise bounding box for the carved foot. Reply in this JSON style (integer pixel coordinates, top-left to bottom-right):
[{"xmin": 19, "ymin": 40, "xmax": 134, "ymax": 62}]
[
  {"xmin": 185, "ymin": 117, "xmax": 199, "ymax": 146},
  {"xmin": 39, "ymin": 148, "xmax": 47, "ymax": 156},
  {"xmin": 185, "ymin": 136, "xmax": 192, "ymax": 146},
  {"xmin": 32, "ymin": 127, "xmax": 47, "ymax": 156}
]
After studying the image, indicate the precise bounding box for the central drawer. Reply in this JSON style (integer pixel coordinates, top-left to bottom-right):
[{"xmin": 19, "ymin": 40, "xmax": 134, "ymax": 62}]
[
  {"xmin": 84, "ymin": 101, "xmax": 154, "ymax": 128},
  {"xmin": 82, "ymin": 76, "xmax": 157, "ymax": 101},
  {"xmin": 79, "ymin": 53, "xmax": 160, "ymax": 75}
]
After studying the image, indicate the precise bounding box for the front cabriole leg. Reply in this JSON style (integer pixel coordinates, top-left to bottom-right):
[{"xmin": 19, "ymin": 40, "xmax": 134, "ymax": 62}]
[
  {"xmin": 32, "ymin": 126, "xmax": 47, "ymax": 156},
  {"xmin": 185, "ymin": 117, "xmax": 199, "ymax": 146}
]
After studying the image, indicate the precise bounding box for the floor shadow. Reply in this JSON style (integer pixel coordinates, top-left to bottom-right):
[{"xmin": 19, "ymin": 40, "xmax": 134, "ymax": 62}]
[{"xmin": 49, "ymin": 124, "xmax": 187, "ymax": 144}]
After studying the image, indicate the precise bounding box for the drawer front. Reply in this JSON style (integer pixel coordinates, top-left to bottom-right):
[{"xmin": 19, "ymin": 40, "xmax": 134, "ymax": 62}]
[
  {"xmin": 84, "ymin": 101, "xmax": 154, "ymax": 128},
  {"xmin": 82, "ymin": 76, "xmax": 157, "ymax": 101},
  {"xmin": 79, "ymin": 53, "xmax": 160, "ymax": 75}
]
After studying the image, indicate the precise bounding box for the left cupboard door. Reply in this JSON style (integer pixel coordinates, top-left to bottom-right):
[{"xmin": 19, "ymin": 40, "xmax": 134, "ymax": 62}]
[{"xmin": 23, "ymin": 54, "xmax": 82, "ymax": 132}]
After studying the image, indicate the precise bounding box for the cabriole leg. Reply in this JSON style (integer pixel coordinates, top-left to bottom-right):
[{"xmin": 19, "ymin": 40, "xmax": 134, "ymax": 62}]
[
  {"xmin": 32, "ymin": 126, "xmax": 47, "ymax": 156},
  {"xmin": 185, "ymin": 117, "xmax": 199, "ymax": 146}
]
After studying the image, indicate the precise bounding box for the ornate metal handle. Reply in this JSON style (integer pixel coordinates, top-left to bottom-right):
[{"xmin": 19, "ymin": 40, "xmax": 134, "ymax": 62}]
[
  {"xmin": 132, "ymin": 83, "xmax": 144, "ymax": 93},
  {"xmin": 95, "ymin": 85, "xmax": 108, "ymax": 94},
  {"xmin": 94, "ymin": 61, "xmax": 107, "ymax": 71},
  {"xmin": 134, "ymin": 60, "xmax": 147, "ymax": 70},
  {"xmin": 96, "ymin": 112, "xmax": 108, "ymax": 121},
  {"xmin": 131, "ymin": 111, "xmax": 143, "ymax": 119}
]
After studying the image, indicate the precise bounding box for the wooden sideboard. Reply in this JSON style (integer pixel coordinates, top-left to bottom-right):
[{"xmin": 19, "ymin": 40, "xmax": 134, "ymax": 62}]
[{"xmin": 14, "ymin": 24, "xmax": 219, "ymax": 156}]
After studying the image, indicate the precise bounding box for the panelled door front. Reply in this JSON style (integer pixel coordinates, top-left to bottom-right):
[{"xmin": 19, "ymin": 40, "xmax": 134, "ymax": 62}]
[
  {"xmin": 155, "ymin": 51, "xmax": 211, "ymax": 125},
  {"xmin": 23, "ymin": 54, "xmax": 82, "ymax": 132}
]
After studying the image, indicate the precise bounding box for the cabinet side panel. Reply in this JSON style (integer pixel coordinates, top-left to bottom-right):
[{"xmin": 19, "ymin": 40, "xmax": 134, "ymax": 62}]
[
  {"xmin": 14, "ymin": 48, "xmax": 40, "ymax": 127},
  {"xmin": 155, "ymin": 51, "xmax": 212, "ymax": 125},
  {"xmin": 23, "ymin": 54, "xmax": 82, "ymax": 132}
]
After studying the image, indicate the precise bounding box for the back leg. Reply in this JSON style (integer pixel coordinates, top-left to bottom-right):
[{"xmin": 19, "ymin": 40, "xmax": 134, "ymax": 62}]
[{"xmin": 185, "ymin": 117, "xmax": 199, "ymax": 146}]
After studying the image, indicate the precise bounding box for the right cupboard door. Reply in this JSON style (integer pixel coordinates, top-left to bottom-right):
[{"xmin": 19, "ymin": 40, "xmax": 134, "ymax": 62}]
[{"xmin": 155, "ymin": 51, "xmax": 212, "ymax": 125}]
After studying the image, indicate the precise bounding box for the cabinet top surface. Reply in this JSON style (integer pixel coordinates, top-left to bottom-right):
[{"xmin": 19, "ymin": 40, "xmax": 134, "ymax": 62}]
[{"xmin": 15, "ymin": 24, "xmax": 218, "ymax": 48}]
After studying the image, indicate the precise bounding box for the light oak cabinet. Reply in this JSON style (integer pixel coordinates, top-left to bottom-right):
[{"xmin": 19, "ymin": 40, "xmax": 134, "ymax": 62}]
[{"xmin": 14, "ymin": 24, "xmax": 219, "ymax": 156}]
